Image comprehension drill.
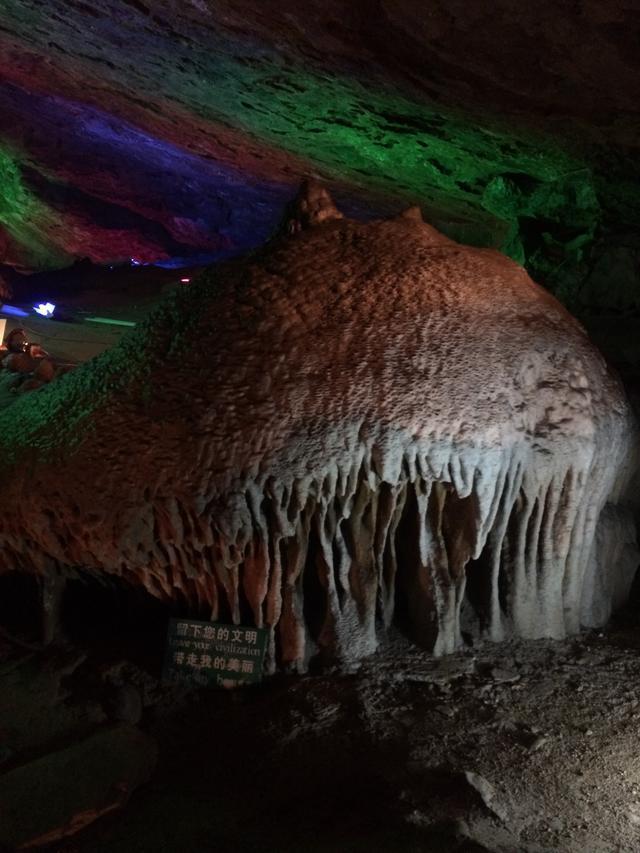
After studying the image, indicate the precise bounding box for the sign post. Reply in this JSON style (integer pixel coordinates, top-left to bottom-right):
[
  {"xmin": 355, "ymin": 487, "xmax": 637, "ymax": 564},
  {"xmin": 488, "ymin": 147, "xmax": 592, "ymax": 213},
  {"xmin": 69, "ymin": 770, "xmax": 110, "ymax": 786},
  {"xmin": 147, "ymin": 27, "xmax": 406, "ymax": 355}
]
[{"xmin": 163, "ymin": 618, "xmax": 268, "ymax": 688}]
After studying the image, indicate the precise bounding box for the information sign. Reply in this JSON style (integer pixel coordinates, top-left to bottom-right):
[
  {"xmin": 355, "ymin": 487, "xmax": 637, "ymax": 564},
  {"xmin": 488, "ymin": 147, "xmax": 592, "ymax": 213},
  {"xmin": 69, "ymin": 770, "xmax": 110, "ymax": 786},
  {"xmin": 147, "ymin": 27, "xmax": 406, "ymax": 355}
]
[{"xmin": 163, "ymin": 618, "xmax": 268, "ymax": 687}]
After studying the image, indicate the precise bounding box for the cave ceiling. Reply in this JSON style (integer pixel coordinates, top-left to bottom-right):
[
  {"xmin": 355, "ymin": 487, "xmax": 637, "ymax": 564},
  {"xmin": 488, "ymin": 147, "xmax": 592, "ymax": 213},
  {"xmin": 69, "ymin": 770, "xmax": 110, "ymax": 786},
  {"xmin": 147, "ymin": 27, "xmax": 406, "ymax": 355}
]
[{"xmin": 0, "ymin": 0, "xmax": 639, "ymax": 304}]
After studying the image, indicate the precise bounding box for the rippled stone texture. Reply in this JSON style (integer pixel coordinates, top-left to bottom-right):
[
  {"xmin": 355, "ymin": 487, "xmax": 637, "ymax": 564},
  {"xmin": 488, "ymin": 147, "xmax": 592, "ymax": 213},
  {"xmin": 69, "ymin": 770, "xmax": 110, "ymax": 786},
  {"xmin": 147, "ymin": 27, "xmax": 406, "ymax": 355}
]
[{"xmin": 0, "ymin": 183, "xmax": 636, "ymax": 670}]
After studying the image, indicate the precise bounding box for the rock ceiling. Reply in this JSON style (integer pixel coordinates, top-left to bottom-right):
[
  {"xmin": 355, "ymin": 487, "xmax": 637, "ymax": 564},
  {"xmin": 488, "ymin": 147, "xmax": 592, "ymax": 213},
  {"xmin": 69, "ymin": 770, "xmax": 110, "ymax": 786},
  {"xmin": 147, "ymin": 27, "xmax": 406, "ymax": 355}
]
[{"xmin": 0, "ymin": 0, "xmax": 639, "ymax": 302}]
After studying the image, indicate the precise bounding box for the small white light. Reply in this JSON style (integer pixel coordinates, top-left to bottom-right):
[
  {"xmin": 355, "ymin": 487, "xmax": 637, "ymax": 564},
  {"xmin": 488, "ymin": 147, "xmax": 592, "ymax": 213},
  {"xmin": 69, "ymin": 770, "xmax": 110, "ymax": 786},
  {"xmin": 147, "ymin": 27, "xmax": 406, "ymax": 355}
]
[
  {"xmin": 180, "ymin": 277, "xmax": 191, "ymax": 283},
  {"xmin": 33, "ymin": 302, "xmax": 56, "ymax": 318}
]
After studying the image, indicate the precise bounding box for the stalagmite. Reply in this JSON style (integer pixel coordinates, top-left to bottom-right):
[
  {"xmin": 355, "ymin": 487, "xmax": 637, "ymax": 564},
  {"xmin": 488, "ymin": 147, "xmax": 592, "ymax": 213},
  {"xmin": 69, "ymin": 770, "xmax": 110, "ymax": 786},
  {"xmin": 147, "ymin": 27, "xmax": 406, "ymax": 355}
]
[{"xmin": 0, "ymin": 180, "xmax": 636, "ymax": 671}]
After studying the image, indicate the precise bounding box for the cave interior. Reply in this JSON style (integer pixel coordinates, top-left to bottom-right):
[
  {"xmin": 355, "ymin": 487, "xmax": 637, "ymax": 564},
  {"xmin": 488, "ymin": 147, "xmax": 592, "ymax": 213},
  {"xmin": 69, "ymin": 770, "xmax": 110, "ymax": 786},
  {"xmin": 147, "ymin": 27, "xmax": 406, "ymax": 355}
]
[{"xmin": 1, "ymin": 2, "xmax": 640, "ymax": 852}]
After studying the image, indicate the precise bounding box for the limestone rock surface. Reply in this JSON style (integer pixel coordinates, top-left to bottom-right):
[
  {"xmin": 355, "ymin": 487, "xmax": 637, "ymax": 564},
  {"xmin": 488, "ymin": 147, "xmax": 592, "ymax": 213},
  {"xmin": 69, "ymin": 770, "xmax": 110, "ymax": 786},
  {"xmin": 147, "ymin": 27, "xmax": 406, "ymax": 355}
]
[{"xmin": 0, "ymin": 186, "xmax": 636, "ymax": 670}]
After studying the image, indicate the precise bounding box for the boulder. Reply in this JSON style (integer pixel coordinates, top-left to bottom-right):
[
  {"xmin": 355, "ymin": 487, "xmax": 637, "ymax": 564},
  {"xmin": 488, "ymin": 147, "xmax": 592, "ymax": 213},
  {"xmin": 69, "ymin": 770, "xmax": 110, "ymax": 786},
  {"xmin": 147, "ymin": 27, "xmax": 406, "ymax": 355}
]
[{"xmin": 0, "ymin": 183, "xmax": 636, "ymax": 671}]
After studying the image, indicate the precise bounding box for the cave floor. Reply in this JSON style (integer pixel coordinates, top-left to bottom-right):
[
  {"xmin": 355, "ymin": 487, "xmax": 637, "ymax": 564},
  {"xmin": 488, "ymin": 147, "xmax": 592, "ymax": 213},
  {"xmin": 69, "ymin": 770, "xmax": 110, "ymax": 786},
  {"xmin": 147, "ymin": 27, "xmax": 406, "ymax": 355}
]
[{"xmin": 3, "ymin": 607, "xmax": 640, "ymax": 853}]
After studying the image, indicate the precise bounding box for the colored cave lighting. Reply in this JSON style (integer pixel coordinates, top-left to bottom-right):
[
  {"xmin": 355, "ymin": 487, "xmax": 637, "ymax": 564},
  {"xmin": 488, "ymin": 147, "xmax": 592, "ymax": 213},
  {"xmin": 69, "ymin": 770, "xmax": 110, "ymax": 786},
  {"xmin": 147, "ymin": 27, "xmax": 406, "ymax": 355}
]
[
  {"xmin": 1, "ymin": 304, "xmax": 29, "ymax": 317},
  {"xmin": 85, "ymin": 316, "xmax": 136, "ymax": 327},
  {"xmin": 33, "ymin": 302, "xmax": 55, "ymax": 317}
]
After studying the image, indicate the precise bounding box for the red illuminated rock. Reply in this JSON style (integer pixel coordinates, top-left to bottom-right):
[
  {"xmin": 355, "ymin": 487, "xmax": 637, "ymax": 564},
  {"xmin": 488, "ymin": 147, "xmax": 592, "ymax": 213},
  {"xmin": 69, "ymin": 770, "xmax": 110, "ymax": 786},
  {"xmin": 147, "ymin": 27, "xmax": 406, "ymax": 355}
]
[{"xmin": 0, "ymin": 185, "xmax": 636, "ymax": 670}]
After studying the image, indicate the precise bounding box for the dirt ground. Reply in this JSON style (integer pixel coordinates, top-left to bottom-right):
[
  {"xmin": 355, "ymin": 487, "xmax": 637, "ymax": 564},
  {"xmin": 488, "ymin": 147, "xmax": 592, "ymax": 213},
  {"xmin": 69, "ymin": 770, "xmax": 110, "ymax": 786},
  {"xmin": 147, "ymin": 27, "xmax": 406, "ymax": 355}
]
[{"xmin": 2, "ymin": 594, "xmax": 640, "ymax": 853}]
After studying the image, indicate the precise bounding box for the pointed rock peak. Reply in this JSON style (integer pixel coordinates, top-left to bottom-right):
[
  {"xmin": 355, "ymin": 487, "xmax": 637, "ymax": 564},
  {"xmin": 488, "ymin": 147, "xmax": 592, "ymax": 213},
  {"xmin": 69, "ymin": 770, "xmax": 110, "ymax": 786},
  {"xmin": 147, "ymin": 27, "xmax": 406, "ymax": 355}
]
[
  {"xmin": 282, "ymin": 179, "xmax": 344, "ymax": 236},
  {"xmin": 398, "ymin": 205, "xmax": 423, "ymax": 222}
]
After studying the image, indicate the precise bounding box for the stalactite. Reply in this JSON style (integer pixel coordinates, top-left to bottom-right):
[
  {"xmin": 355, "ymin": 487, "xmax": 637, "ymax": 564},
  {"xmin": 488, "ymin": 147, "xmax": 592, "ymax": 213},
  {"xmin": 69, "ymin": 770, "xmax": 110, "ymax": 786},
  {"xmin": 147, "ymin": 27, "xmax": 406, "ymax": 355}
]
[{"xmin": 0, "ymin": 181, "xmax": 636, "ymax": 672}]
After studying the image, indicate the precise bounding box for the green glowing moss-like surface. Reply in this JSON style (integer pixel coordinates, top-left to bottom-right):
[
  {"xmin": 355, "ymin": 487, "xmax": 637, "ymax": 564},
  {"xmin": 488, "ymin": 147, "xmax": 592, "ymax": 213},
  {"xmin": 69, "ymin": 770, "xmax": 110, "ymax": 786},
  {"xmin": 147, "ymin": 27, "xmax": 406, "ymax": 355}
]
[
  {"xmin": 0, "ymin": 0, "xmax": 621, "ymax": 296},
  {"xmin": 0, "ymin": 150, "xmax": 47, "ymax": 256},
  {"xmin": 0, "ymin": 148, "xmax": 67, "ymax": 267},
  {"xmin": 181, "ymin": 56, "xmax": 599, "ymax": 241},
  {"xmin": 0, "ymin": 150, "xmax": 32, "ymax": 225},
  {"xmin": 176, "ymin": 56, "xmax": 602, "ymax": 286}
]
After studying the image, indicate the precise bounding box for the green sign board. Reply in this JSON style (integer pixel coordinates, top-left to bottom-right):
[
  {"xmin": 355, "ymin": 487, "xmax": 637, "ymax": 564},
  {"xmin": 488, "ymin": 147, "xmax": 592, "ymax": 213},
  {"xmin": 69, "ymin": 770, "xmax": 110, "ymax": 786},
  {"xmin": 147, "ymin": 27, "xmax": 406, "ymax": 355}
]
[{"xmin": 163, "ymin": 618, "xmax": 268, "ymax": 687}]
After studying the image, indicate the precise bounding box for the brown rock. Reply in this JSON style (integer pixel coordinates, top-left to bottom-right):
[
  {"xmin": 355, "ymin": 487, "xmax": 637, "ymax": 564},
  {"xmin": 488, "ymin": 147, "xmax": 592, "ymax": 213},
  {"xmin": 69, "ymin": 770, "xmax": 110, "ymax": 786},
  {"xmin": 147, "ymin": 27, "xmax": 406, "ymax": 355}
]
[
  {"xmin": 0, "ymin": 187, "xmax": 635, "ymax": 673},
  {"xmin": 3, "ymin": 353, "xmax": 36, "ymax": 374},
  {"xmin": 34, "ymin": 358, "xmax": 56, "ymax": 383}
]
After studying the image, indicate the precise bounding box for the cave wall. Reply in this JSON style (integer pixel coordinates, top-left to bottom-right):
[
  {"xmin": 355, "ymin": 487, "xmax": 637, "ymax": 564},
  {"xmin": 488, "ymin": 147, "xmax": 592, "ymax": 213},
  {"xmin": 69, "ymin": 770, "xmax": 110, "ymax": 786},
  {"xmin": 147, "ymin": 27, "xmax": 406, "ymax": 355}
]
[{"xmin": 0, "ymin": 0, "xmax": 638, "ymax": 309}]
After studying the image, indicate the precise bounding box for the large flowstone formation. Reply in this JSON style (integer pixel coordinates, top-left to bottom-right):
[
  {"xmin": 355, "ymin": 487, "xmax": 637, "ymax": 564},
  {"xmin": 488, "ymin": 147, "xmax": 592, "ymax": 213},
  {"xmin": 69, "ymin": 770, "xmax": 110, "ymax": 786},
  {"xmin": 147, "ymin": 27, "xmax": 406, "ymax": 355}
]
[{"xmin": 0, "ymin": 183, "xmax": 637, "ymax": 671}]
